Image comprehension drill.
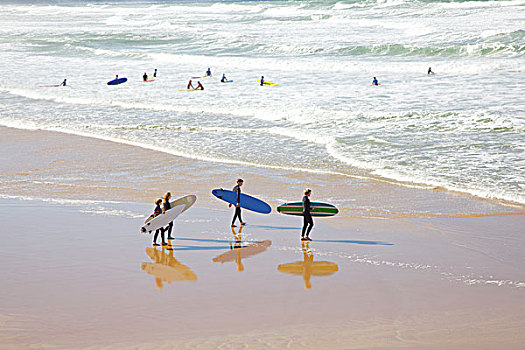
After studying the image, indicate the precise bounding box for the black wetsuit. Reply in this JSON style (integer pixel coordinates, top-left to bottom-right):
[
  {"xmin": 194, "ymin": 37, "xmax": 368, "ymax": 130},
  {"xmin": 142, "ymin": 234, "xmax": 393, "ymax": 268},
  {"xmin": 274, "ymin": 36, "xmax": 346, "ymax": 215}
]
[
  {"xmin": 153, "ymin": 204, "xmax": 165, "ymax": 244},
  {"xmin": 164, "ymin": 200, "xmax": 173, "ymax": 238},
  {"xmin": 302, "ymin": 195, "xmax": 314, "ymax": 237},
  {"xmin": 232, "ymin": 185, "xmax": 243, "ymax": 225}
]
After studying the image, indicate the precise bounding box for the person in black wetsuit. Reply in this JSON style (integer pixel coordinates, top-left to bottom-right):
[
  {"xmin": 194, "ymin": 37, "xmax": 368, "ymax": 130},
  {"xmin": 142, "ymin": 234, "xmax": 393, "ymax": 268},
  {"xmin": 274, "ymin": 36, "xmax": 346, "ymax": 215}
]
[
  {"xmin": 229, "ymin": 178, "xmax": 246, "ymax": 227},
  {"xmin": 60, "ymin": 79, "xmax": 67, "ymax": 86},
  {"xmin": 153, "ymin": 68, "xmax": 157, "ymax": 78},
  {"xmin": 427, "ymin": 67, "xmax": 434, "ymax": 75},
  {"xmin": 301, "ymin": 188, "xmax": 313, "ymax": 241},
  {"xmin": 152, "ymin": 198, "xmax": 167, "ymax": 246},
  {"xmin": 143, "ymin": 72, "xmax": 148, "ymax": 81},
  {"xmin": 163, "ymin": 192, "xmax": 174, "ymax": 239}
]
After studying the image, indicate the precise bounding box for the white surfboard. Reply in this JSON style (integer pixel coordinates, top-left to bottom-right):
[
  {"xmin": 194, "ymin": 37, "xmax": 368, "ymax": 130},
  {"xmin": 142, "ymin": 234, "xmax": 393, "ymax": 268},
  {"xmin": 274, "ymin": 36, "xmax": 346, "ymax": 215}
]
[
  {"xmin": 141, "ymin": 195, "xmax": 197, "ymax": 233},
  {"xmin": 141, "ymin": 205, "xmax": 184, "ymax": 233}
]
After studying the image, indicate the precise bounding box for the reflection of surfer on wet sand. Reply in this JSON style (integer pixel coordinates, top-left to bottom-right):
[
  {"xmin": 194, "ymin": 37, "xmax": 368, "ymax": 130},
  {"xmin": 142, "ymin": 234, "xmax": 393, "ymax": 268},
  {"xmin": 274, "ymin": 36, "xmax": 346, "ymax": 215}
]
[
  {"xmin": 141, "ymin": 244, "xmax": 197, "ymax": 290},
  {"xmin": 213, "ymin": 225, "xmax": 272, "ymax": 272},
  {"xmin": 278, "ymin": 241, "xmax": 338, "ymax": 289}
]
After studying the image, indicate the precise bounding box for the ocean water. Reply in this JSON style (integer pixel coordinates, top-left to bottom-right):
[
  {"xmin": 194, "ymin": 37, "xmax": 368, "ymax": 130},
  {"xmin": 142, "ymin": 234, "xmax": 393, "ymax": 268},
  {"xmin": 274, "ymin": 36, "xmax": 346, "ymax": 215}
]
[{"xmin": 0, "ymin": 0, "xmax": 523, "ymax": 205}]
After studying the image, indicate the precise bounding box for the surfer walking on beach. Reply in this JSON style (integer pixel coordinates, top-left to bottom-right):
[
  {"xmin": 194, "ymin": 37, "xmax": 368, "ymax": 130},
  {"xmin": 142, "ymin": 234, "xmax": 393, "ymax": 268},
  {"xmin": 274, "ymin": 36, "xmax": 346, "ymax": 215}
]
[
  {"xmin": 163, "ymin": 192, "xmax": 174, "ymax": 240},
  {"xmin": 152, "ymin": 198, "xmax": 167, "ymax": 246},
  {"xmin": 230, "ymin": 178, "xmax": 246, "ymax": 228},
  {"xmin": 301, "ymin": 188, "xmax": 314, "ymax": 241}
]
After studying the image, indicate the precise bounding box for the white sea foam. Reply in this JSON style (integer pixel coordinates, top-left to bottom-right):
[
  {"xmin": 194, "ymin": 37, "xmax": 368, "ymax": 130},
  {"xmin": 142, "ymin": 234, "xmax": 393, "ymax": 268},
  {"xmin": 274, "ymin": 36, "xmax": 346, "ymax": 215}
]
[{"xmin": 0, "ymin": 0, "xmax": 523, "ymax": 207}]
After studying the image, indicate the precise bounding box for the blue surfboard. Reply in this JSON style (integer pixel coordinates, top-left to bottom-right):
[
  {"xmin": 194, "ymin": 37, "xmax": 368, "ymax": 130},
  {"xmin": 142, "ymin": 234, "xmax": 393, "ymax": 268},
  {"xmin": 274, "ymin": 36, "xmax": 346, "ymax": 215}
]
[
  {"xmin": 212, "ymin": 188, "xmax": 271, "ymax": 214},
  {"xmin": 221, "ymin": 80, "xmax": 233, "ymax": 83},
  {"xmin": 107, "ymin": 77, "xmax": 128, "ymax": 85}
]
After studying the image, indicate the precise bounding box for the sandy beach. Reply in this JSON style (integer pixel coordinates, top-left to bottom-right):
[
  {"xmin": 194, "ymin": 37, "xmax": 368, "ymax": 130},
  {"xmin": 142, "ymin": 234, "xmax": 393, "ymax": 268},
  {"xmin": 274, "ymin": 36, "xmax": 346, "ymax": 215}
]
[{"xmin": 1, "ymin": 126, "xmax": 524, "ymax": 349}]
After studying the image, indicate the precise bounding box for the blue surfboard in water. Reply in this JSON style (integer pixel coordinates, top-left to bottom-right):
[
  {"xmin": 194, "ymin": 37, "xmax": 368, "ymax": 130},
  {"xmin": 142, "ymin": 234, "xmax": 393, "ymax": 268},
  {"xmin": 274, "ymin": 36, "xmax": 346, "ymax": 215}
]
[
  {"xmin": 107, "ymin": 77, "xmax": 128, "ymax": 85},
  {"xmin": 212, "ymin": 188, "xmax": 271, "ymax": 214}
]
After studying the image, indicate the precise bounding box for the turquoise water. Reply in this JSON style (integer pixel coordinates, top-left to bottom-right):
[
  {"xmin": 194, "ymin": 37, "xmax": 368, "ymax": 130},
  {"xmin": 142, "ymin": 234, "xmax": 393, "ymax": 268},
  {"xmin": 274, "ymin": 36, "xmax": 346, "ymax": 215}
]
[{"xmin": 0, "ymin": 0, "xmax": 523, "ymax": 204}]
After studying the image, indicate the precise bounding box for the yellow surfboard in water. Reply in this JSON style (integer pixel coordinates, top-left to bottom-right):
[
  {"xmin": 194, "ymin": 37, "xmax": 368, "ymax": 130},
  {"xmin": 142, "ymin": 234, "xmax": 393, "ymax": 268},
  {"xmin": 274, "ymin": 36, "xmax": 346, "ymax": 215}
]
[{"xmin": 257, "ymin": 80, "xmax": 279, "ymax": 86}]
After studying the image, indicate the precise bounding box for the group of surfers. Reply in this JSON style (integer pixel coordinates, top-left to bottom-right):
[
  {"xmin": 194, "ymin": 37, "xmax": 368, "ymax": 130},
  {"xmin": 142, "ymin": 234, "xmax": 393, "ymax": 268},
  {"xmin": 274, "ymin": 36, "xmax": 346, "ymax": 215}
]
[
  {"xmin": 148, "ymin": 179, "xmax": 315, "ymax": 246},
  {"xmin": 56, "ymin": 66, "xmax": 435, "ymax": 89}
]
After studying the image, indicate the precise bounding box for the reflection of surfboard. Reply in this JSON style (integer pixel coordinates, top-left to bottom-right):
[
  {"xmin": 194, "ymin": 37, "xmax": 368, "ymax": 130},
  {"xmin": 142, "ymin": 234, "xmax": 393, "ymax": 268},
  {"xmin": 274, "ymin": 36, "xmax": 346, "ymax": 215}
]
[
  {"xmin": 142, "ymin": 247, "xmax": 197, "ymax": 282},
  {"xmin": 144, "ymin": 195, "xmax": 196, "ymax": 225},
  {"xmin": 277, "ymin": 202, "xmax": 339, "ymax": 217},
  {"xmin": 213, "ymin": 240, "xmax": 272, "ymax": 263},
  {"xmin": 212, "ymin": 188, "xmax": 271, "ymax": 214},
  {"xmin": 278, "ymin": 261, "xmax": 339, "ymax": 276},
  {"xmin": 107, "ymin": 78, "xmax": 127, "ymax": 85}
]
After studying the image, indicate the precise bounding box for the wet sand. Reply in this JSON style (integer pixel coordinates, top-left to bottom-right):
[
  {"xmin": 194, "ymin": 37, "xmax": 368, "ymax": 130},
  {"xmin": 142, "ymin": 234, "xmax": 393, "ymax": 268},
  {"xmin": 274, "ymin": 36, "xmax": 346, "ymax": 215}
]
[{"xmin": 1, "ymin": 126, "xmax": 524, "ymax": 349}]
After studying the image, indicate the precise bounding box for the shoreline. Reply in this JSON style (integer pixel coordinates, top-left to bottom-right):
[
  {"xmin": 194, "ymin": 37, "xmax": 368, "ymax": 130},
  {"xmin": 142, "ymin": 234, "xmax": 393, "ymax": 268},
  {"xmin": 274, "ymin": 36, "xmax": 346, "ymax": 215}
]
[
  {"xmin": 1, "ymin": 124, "xmax": 522, "ymax": 210},
  {"xmin": 1, "ymin": 126, "xmax": 523, "ymax": 215}
]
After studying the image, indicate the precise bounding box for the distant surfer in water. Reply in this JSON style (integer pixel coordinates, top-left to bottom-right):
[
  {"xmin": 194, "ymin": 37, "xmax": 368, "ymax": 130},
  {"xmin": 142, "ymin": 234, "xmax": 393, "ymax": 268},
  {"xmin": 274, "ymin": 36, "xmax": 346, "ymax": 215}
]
[
  {"xmin": 143, "ymin": 72, "xmax": 148, "ymax": 81},
  {"xmin": 152, "ymin": 198, "xmax": 167, "ymax": 246},
  {"xmin": 260, "ymin": 76, "xmax": 265, "ymax": 86},
  {"xmin": 115, "ymin": 75, "xmax": 119, "ymax": 80},
  {"xmin": 153, "ymin": 68, "xmax": 157, "ymax": 78},
  {"xmin": 229, "ymin": 178, "xmax": 246, "ymax": 227},
  {"xmin": 196, "ymin": 81, "xmax": 204, "ymax": 90},
  {"xmin": 187, "ymin": 80, "xmax": 194, "ymax": 90},
  {"xmin": 60, "ymin": 79, "xmax": 67, "ymax": 86},
  {"xmin": 205, "ymin": 68, "xmax": 212, "ymax": 77},
  {"xmin": 372, "ymin": 77, "xmax": 379, "ymax": 86},
  {"xmin": 301, "ymin": 188, "xmax": 313, "ymax": 241},
  {"xmin": 221, "ymin": 74, "xmax": 227, "ymax": 83},
  {"xmin": 163, "ymin": 192, "xmax": 174, "ymax": 240},
  {"xmin": 428, "ymin": 67, "xmax": 434, "ymax": 75}
]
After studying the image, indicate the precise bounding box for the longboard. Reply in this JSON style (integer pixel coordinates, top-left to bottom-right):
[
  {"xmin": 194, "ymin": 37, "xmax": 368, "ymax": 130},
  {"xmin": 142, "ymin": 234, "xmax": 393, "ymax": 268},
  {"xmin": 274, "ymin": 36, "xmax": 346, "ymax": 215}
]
[
  {"xmin": 277, "ymin": 202, "xmax": 339, "ymax": 217},
  {"xmin": 179, "ymin": 88, "xmax": 202, "ymax": 91},
  {"xmin": 212, "ymin": 188, "xmax": 271, "ymax": 214},
  {"xmin": 139, "ymin": 79, "xmax": 155, "ymax": 82},
  {"xmin": 142, "ymin": 195, "xmax": 197, "ymax": 232},
  {"xmin": 221, "ymin": 80, "xmax": 233, "ymax": 83},
  {"xmin": 107, "ymin": 77, "xmax": 128, "ymax": 85}
]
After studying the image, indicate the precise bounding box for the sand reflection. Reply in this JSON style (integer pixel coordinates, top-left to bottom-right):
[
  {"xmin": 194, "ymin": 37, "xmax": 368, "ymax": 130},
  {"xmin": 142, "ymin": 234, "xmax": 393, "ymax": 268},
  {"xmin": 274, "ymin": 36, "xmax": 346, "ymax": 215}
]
[
  {"xmin": 142, "ymin": 244, "xmax": 197, "ymax": 289},
  {"xmin": 213, "ymin": 226, "xmax": 272, "ymax": 271},
  {"xmin": 278, "ymin": 241, "xmax": 339, "ymax": 289}
]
